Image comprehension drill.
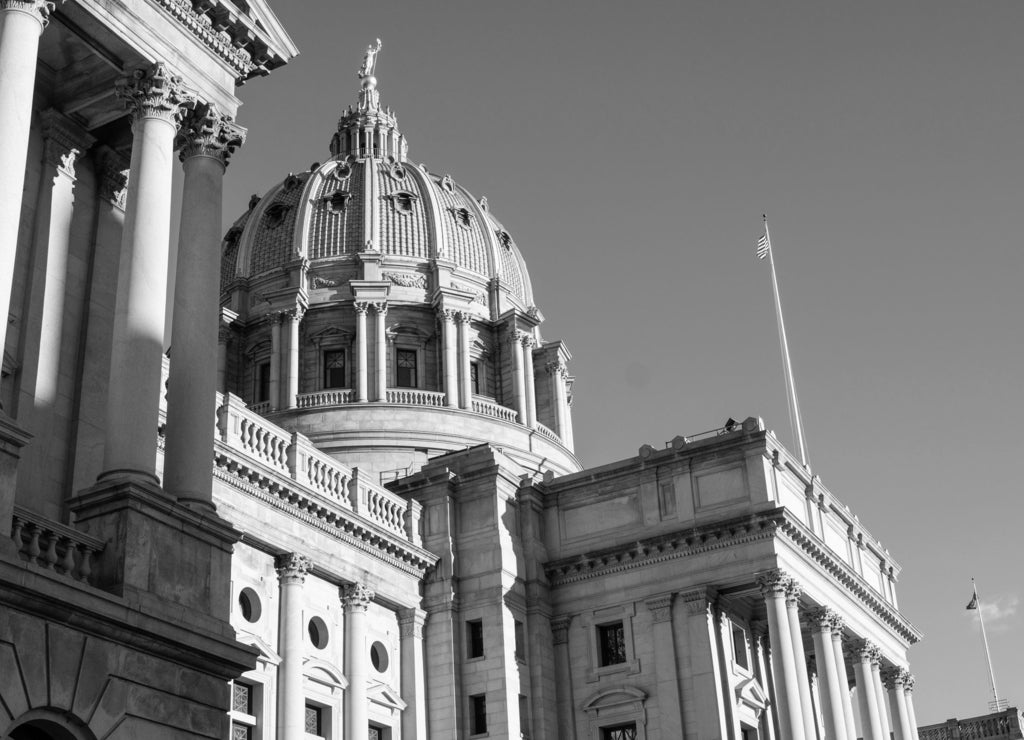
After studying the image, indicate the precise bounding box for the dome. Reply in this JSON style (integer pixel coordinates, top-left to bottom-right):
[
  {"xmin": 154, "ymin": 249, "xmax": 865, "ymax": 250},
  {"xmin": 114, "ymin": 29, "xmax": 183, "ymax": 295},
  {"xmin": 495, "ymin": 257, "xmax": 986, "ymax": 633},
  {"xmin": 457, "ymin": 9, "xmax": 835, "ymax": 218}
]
[{"xmin": 218, "ymin": 41, "xmax": 577, "ymax": 480}]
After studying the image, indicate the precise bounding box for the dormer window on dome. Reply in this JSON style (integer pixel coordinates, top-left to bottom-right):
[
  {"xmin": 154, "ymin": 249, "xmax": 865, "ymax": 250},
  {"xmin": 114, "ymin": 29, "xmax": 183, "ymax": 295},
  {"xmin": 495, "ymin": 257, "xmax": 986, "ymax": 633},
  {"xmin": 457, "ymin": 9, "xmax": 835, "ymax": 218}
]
[
  {"xmin": 387, "ymin": 191, "xmax": 417, "ymax": 215},
  {"xmin": 325, "ymin": 191, "xmax": 350, "ymax": 213},
  {"xmin": 264, "ymin": 203, "xmax": 290, "ymax": 228},
  {"xmin": 450, "ymin": 207, "xmax": 473, "ymax": 229},
  {"xmin": 497, "ymin": 230, "xmax": 513, "ymax": 250}
]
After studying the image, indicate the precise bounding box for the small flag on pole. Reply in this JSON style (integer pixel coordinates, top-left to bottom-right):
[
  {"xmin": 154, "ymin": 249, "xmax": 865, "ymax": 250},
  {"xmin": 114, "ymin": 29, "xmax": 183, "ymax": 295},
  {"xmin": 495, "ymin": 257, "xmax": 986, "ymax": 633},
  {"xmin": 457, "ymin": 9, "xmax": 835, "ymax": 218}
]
[
  {"xmin": 966, "ymin": 593, "xmax": 978, "ymax": 610},
  {"xmin": 756, "ymin": 233, "xmax": 770, "ymax": 260}
]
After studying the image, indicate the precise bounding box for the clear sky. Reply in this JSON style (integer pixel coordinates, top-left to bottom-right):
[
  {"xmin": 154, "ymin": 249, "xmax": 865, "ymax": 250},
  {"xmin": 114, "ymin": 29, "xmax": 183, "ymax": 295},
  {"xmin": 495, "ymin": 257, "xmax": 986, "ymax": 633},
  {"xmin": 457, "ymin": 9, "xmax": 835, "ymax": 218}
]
[{"xmin": 220, "ymin": 0, "xmax": 1023, "ymax": 722}]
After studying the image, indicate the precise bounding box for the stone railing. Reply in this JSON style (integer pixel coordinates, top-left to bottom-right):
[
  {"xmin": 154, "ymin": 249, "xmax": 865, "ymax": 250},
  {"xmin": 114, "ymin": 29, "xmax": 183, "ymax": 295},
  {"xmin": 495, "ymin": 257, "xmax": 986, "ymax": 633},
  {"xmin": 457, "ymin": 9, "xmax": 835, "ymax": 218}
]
[
  {"xmin": 248, "ymin": 400, "xmax": 271, "ymax": 414},
  {"xmin": 472, "ymin": 396, "xmax": 518, "ymax": 423},
  {"xmin": 10, "ymin": 506, "xmax": 105, "ymax": 584},
  {"xmin": 215, "ymin": 394, "xmax": 421, "ymax": 546},
  {"xmin": 919, "ymin": 709, "xmax": 1022, "ymax": 740},
  {"xmin": 535, "ymin": 422, "xmax": 562, "ymax": 444},
  {"xmin": 386, "ymin": 388, "xmax": 445, "ymax": 407},
  {"xmin": 296, "ymin": 389, "xmax": 353, "ymax": 408}
]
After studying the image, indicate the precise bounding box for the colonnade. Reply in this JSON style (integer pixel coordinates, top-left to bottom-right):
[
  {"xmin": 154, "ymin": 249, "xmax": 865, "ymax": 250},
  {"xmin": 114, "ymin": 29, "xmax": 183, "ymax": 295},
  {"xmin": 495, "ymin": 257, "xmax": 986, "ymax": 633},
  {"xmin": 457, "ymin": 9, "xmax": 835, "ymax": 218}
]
[
  {"xmin": 273, "ymin": 553, "xmax": 426, "ymax": 740},
  {"xmin": 757, "ymin": 569, "xmax": 919, "ymax": 740}
]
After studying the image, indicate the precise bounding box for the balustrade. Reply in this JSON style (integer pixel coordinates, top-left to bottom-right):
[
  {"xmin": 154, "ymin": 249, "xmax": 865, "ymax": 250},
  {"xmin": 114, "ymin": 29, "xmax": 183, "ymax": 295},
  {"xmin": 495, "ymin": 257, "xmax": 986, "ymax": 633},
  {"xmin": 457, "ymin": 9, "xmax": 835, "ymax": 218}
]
[
  {"xmin": 296, "ymin": 389, "xmax": 353, "ymax": 408},
  {"xmin": 10, "ymin": 507, "xmax": 105, "ymax": 584},
  {"xmin": 472, "ymin": 396, "xmax": 519, "ymax": 423},
  {"xmin": 386, "ymin": 388, "xmax": 445, "ymax": 406}
]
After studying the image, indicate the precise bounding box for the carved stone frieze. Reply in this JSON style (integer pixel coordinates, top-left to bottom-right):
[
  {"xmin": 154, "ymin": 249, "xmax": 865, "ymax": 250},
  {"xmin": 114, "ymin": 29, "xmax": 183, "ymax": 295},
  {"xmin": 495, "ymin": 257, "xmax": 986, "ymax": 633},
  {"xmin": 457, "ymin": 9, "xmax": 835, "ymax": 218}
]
[
  {"xmin": 177, "ymin": 103, "xmax": 246, "ymax": 165},
  {"xmin": 274, "ymin": 552, "xmax": 311, "ymax": 583},
  {"xmin": 340, "ymin": 582, "xmax": 374, "ymax": 610},
  {"xmin": 383, "ymin": 271, "xmax": 427, "ymax": 289},
  {"xmin": 116, "ymin": 63, "xmax": 196, "ymax": 127},
  {"xmin": 550, "ymin": 615, "xmax": 572, "ymax": 645},
  {"xmin": 645, "ymin": 594, "xmax": 674, "ymax": 624},
  {"xmin": 311, "ymin": 275, "xmax": 337, "ymax": 289},
  {"xmin": 397, "ymin": 607, "xmax": 426, "ymax": 639}
]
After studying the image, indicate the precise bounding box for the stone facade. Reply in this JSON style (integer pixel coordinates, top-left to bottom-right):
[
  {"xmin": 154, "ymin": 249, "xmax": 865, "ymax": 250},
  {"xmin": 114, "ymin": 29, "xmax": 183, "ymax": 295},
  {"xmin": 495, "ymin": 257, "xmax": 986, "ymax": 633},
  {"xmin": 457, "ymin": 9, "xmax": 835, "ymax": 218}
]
[{"xmin": 0, "ymin": 9, "xmax": 926, "ymax": 740}]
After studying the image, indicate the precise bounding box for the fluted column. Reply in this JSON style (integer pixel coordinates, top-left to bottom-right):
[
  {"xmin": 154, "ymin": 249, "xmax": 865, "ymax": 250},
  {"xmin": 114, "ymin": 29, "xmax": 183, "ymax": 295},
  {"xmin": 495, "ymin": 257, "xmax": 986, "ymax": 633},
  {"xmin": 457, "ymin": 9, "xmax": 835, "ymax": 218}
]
[
  {"xmin": 883, "ymin": 669, "xmax": 913, "ymax": 740},
  {"xmin": 903, "ymin": 674, "xmax": 919, "ymax": 740},
  {"xmin": 269, "ymin": 312, "xmax": 282, "ymax": 409},
  {"xmin": 101, "ymin": 64, "xmax": 194, "ymax": 484},
  {"xmin": 871, "ymin": 653, "xmax": 891, "ymax": 740},
  {"xmin": 854, "ymin": 642, "xmax": 884, "ymax": 740},
  {"xmin": 810, "ymin": 608, "xmax": 847, "ymax": 740},
  {"xmin": 830, "ymin": 618, "xmax": 858, "ymax": 740},
  {"xmin": 373, "ymin": 301, "xmax": 387, "ymax": 401},
  {"xmin": 342, "ymin": 583, "xmax": 374, "ymax": 740},
  {"xmin": 757, "ymin": 570, "xmax": 806, "ymax": 740},
  {"xmin": 398, "ymin": 607, "xmax": 427, "ymax": 740},
  {"xmin": 511, "ymin": 329, "xmax": 527, "ymax": 424},
  {"xmin": 164, "ymin": 105, "xmax": 243, "ymax": 510},
  {"xmin": 276, "ymin": 553, "xmax": 312, "ymax": 740},
  {"xmin": 457, "ymin": 311, "xmax": 472, "ymax": 409},
  {"xmin": 284, "ymin": 306, "xmax": 303, "ymax": 408},
  {"xmin": 439, "ymin": 308, "xmax": 458, "ymax": 407},
  {"xmin": 785, "ymin": 579, "xmax": 817, "ymax": 740},
  {"xmin": 522, "ymin": 334, "xmax": 537, "ymax": 427},
  {"xmin": 355, "ymin": 301, "xmax": 368, "ymax": 402},
  {"xmin": 0, "ymin": 0, "xmax": 57, "ymax": 367},
  {"xmin": 551, "ymin": 616, "xmax": 577, "ymax": 739}
]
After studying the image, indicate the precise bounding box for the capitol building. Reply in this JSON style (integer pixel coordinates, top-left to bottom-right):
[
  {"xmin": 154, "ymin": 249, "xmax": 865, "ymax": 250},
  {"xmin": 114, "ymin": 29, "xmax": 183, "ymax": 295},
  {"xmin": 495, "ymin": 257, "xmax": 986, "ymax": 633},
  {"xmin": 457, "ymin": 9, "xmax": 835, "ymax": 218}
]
[{"xmin": 0, "ymin": 3, "xmax": 925, "ymax": 740}]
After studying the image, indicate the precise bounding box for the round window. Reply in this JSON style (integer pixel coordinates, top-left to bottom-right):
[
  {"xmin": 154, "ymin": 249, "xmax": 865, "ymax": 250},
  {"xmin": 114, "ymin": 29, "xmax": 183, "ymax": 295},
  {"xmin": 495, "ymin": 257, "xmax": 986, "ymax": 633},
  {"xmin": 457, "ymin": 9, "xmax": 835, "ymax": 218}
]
[
  {"xmin": 238, "ymin": 588, "xmax": 261, "ymax": 623},
  {"xmin": 370, "ymin": 641, "xmax": 389, "ymax": 672},
  {"xmin": 308, "ymin": 616, "xmax": 329, "ymax": 649}
]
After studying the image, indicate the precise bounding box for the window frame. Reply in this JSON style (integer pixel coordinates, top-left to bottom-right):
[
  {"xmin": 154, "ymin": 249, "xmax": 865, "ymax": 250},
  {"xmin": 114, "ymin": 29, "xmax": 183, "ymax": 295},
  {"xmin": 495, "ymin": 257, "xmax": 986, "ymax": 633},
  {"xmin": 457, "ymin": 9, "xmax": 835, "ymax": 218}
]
[
  {"xmin": 395, "ymin": 346, "xmax": 419, "ymax": 389},
  {"xmin": 466, "ymin": 618, "xmax": 485, "ymax": 660},
  {"xmin": 469, "ymin": 693, "xmax": 487, "ymax": 736},
  {"xmin": 583, "ymin": 603, "xmax": 640, "ymax": 682},
  {"xmin": 322, "ymin": 348, "xmax": 347, "ymax": 390}
]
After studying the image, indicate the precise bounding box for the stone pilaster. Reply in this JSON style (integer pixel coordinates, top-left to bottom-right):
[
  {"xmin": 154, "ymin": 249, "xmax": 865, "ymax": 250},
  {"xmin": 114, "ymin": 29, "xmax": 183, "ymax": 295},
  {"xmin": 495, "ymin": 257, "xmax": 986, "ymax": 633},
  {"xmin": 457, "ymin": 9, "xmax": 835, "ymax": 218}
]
[
  {"xmin": 268, "ymin": 311, "xmax": 283, "ymax": 410},
  {"xmin": 645, "ymin": 594, "xmax": 683, "ymax": 738},
  {"xmin": 164, "ymin": 104, "xmax": 244, "ymax": 510},
  {"xmin": 551, "ymin": 615, "xmax": 577, "ymax": 739},
  {"xmin": 342, "ymin": 582, "xmax": 374, "ymax": 740},
  {"xmin": 276, "ymin": 553, "xmax": 312, "ymax": 740},
  {"xmin": 399, "ymin": 607, "xmax": 427, "ymax": 740},
  {"xmin": 101, "ymin": 64, "xmax": 194, "ymax": 484},
  {"xmin": 756, "ymin": 570, "xmax": 806, "ymax": 740}
]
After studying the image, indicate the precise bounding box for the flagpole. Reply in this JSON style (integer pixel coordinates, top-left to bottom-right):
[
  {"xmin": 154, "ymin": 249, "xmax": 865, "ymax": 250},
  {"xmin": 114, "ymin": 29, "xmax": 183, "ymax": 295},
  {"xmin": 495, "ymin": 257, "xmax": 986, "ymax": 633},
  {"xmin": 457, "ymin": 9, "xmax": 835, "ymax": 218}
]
[
  {"xmin": 971, "ymin": 578, "xmax": 1004, "ymax": 711},
  {"xmin": 762, "ymin": 215, "xmax": 809, "ymax": 467}
]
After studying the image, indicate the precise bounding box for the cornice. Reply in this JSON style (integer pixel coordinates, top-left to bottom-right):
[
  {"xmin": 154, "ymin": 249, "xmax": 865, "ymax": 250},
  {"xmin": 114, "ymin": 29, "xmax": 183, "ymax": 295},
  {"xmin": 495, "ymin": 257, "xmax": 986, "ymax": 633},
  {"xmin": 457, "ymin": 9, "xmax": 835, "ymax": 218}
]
[{"xmin": 149, "ymin": 0, "xmax": 267, "ymax": 81}]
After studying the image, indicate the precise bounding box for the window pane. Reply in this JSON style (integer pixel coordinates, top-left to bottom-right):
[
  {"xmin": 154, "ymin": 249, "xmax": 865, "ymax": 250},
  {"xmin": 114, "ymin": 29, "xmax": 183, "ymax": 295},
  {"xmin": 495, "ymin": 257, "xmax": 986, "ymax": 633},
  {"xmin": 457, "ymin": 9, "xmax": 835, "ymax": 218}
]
[
  {"xmin": 470, "ymin": 694, "xmax": 487, "ymax": 734},
  {"xmin": 602, "ymin": 723, "xmax": 638, "ymax": 740},
  {"xmin": 305, "ymin": 705, "xmax": 322, "ymax": 735},
  {"xmin": 467, "ymin": 619, "xmax": 484, "ymax": 658},
  {"xmin": 232, "ymin": 725, "xmax": 252, "ymax": 740},
  {"xmin": 324, "ymin": 349, "xmax": 346, "ymax": 388},
  {"xmin": 256, "ymin": 362, "xmax": 270, "ymax": 403},
  {"xmin": 396, "ymin": 349, "xmax": 417, "ymax": 388},
  {"xmin": 470, "ymin": 362, "xmax": 480, "ymax": 395},
  {"xmin": 232, "ymin": 682, "xmax": 251, "ymax": 714},
  {"xmin": 598, "ymin": 622, "xmax": 626, "ymax": 666}
]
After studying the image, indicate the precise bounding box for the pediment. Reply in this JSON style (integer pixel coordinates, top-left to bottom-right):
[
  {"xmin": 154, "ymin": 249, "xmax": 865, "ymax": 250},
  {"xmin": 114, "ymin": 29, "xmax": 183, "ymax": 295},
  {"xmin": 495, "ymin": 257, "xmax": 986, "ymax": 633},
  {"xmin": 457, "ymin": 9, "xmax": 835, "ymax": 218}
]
[
  {"xmin": 303, "ymin": 657, "xmax": 348, "ymax": 691},
  {"xmin": 309, "ymin": 325, "xmax": 353, "ymax": 346},
  {"xmin": 582, "ymin": 686, "xmax": 647, "ymax": 714},
  {"xmin": 234, "ymin": 0, "xmax": 300, "ymax": 61},
  {"xmin": 734, "ymin": 676, "xmax": 769, "ymax": 714},
  {"xmin": 235, "ymin": 632, "xmax": 282, "ymax": 667},
  {"xmin": 368, "ymin": 680, "xmax": 406, "ymax": 711}
]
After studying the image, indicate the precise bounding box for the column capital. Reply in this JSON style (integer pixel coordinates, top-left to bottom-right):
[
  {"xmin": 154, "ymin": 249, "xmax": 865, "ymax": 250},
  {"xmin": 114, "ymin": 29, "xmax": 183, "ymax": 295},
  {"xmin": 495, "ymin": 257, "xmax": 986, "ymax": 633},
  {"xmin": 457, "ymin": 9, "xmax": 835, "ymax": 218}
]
[
  {"xmin": 756, "ymin": 568, "xmax": 792, "ymax": 598},
  {"xmin": 354, "ymin": 300, "xmax": 370, "ymax": 315},
  {"xmin": 95, "ymin": 146, "xmax": 129, "ymax": 208},
  {"xmin": 551, "ymin": 615, "xmax": 572, "ymax": 645},
  {"xmin": 40, "ymin": 109, "xmax": 94, "ymax": 178},
  {"xmin": 371, "ymin": 301, "xmax": 388, "ymax": 316},
  {"xmin": 283, "ymin": 305, "xmax": 306, "ymax": 322},
  {"xmin": 265, "ymin": 310, "xmax": 286, "ymax": 326},
  {"xmin": 900, "ymin": 670, "xmax": 915, "ymax": 693},
  {"xmin": 455, "ymin": 309, "xmax": 472, "ymax": 325},
  {"xmin": 397, "ymin": 606, "xmax": 427, "ymax": 638},
  {"xmin": 116, "ymin": 63, "xmax": 196, "ymax": 127},
  {"xmin": 0, "ymin": 0, "xmax": 59, "ymax": 28},
  {"xmin": 274, "ymin": 552, "xmax": 312, "ymax": 583},
  {"xmin": 341, "ymin": 582, "xmax": 374, "ymax": 611},
  {"xmin": 645, "ymin": 593, "xmax": 674, "ymax": 623},
  {"xmin": 680, "ymin": 586, "xmax": 716, "ymax": 616},
  {"xmin": 881, "ymin": 667, "xmax": 907, "ymax": 690},
  {"xmin": 808, "ymin": 606, "xmax": 842, "ymax": 633},
  {"xmin": 545, "ymin": 360, "xmax": 567, "ymax": 377},
  {"xmin": 854, "ymin": 639, "xmax": 881, "ymax": 664},
  {"xmin": 177, "ymin": 103, "xmax": 246, "ymax": 166},
  {"xmin": 436, "ymin": 307, "xmax": 456, "ymax": 322},
  {"xmin": 784, "ymin": 577, "xmax": 803, "ymax": 605}
]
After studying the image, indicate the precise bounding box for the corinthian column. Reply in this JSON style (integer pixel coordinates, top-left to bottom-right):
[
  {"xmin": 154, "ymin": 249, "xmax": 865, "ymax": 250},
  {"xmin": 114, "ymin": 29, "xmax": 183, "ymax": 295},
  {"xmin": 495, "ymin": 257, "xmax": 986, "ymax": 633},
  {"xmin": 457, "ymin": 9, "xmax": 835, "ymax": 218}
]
[
  {"xmin": 810, "ymin": 608, "xmax": 847, "ymax": 740},
  {"xmin": 521, "ymin": 333, "xmax": 537, "ymax": 427},
  {"xmin": 373, "ymin": 302, "xmax": 387, "ymax": 401},
  {"xmin": 457, "ymin": 311, "xmax": 472, "ymax": 409},
  {"xmin": 276, "ymin": 553, "xmax": 312, "ymax": 740},
  {"xmin": 757, "ymin": 570, "xmax": 806, "ymax": 740},
  {"xmin": 284, "ymin": 305, "xmax": 304, "ymax": 408},
  {"xmin": 355, "ymin": 301, "xmax": 368, "ymax": 402},
  {"xmin": 903, "ymin": 674, "xmax": 920, "ymax": 740},
  {"xmin": 268, "ymin": 311, "xmax": 282, "ymax": 410},
  {"xmin": 342, "ymin": 583, "xmax": 374, "ymax": 740},
  {"xmin": 101, "ymin": 64, "xmax": 194, "ymax": 484},
  {"xmin": 0, "ymin": 0, "xmax": 58, "ymax": 369},
  {"xmin": 785, "ymin": 579, "xmax": 817, "ymax": 740},
  {"xmin": 883, "ymin": 668, "xmax": 913, "ymax": 740},
  {"xmin": 853, "ymin": 642, "xmax": 884, "ymax": 740},
  {"xmin": 830, "ymin": 617, "xmax": 858, "ymax": 740},
  {"xmin": 871, "ymin": 653, "xmax": 892, "ymax": 740},
  {"xmin": 164, "ymin": 104, "xmax": 244, "ymax": 510},
  {"xmin": 439, "ymin": 308, "xmax": 458, "ymax": 407},
  {"xmin": 511, "ymin": 330, "xmax": 527, "ymax": 424}
]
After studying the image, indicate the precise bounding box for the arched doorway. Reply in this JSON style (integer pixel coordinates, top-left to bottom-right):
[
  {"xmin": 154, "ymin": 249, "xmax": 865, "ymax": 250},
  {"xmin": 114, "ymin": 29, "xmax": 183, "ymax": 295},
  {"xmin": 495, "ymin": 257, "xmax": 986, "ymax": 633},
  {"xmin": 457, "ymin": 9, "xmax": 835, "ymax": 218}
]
[{"xmin": 4, "ymin": 711, "xmax": 96, "ymax": 740}]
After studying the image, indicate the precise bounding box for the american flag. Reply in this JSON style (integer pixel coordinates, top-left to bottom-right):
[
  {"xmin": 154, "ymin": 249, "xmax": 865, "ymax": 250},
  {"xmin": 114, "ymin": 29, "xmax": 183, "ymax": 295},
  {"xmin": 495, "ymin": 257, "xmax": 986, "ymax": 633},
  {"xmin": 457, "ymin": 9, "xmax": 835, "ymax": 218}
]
[{"xmin": 756, "ymin": 233, "xmax": 770, "ymax": 260}]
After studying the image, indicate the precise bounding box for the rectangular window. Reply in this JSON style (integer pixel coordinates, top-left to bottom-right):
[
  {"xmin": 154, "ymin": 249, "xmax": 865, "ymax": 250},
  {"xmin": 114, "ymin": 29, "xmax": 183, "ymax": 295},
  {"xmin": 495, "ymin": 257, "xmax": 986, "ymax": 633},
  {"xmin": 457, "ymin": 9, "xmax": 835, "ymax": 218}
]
[
  {"xmin": 602, "ymin": 724, "xmax": 638, "ymax": 740},
  {"xmin": 396, "ymin": 348, "xmax": 417, "ymax": 388},
  {"xmin": 368, "ymin": 724, "xmax": 388, "ymax": 740},
  {"xmin": 229, "ymin": 681, "xmax": 257, "ymax": 740},
  {"xmin": 597, "ymin": 621, "xmax": 627, "ymax": 666},
  {"xmin": 470, "ymin": 694, "xmax": 487, "ymax": 735},
  {"xmin": 732, "ymin": 624, "xmax": 750, "ymax": 669},
  {"xmin": 519, "ymin": 694, "xmax": 529, "ymax": 736},
  {"xmin": 305, "ymin": 704, "xmax": 322, "ymax": 736},
  {"xmin": 467, "ymin": 619, "xmax": 484, "ymax": 659},
  {"xmin": 514, "ymin": 619, "xmax": 525, "ymax": 662},
  {"xmin": 470, "ymin": 361, "xmax": 480, "ymax": 395},
  {"xmin": 324, "ymin": 349, "xmax": 346, "ymax": 388},
  {"xmin": 255, "ymin": 361, "xmax": 270, "ymax": 403}
]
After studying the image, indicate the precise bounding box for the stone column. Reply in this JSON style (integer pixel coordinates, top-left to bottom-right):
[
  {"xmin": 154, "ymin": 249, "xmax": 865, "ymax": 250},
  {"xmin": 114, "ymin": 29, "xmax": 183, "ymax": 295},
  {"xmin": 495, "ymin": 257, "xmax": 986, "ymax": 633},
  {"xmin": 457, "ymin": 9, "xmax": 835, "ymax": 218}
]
[
  {"xmin": 853, "ymin": 642, "xmax": 884, "ymax": 740},
  {"xmin": 511, "ymin": 330, "xmax": 527, "ymax": 424},
  {"xmin": 883, "ymin": 669, "xmax": 913, "ymax": 740},
  {"xmin": 645, "ymin": 595, "xmax": 684, "ymax": 738},
  {"xmin": 398, "ymin": 607, "xmax": 427, "ymax": 740},
  {"xmin": 522, "ymin": 333, "xmax": 537, "ymax": 428},
  {"xmin": 457, "ymin": 311, "xmax": 472, "ymax": 409},
  {"xmin": 269, "ymin": 312, "xmax": 282, "ymax": 409},
  {"xmin": 342, "ymin": 582, "xmax": 374, "ymax": 740},
  {"xmin": 547, "ymin": 362, "xmax": 568, "ymax": 440},
  {"xmin": 810, "ymin": 608, "xmax": 847, "ymax": 740},
  {"xmin": 275, "ymin": 553, "xmax": 312, "ymax": 740},
  {"xmin": 0, "ymin": 0, "xmax": 56, "ymax": 365},
  {"xmin": 903, "ymin": 674, "xmax": 919, "ymax": 740},
  {"xmin": 831, "ymin": 620, "xmax": 858, "ymax": 740},
  {"xmin": 373, "ymin": 302, "xmax": 387, "ymax": 401},
  {"xmin": 551, "ymin": 616, "xmax": 577, "ymax": 739},
  {"xmin": 100, "ymin": 64, "xmax": 194, "ymax": 484},
  {"xmin": 284, "ymin": 306, "xmax": 303, "ymax": 408},
  {"xmin": 217, "ymin": 326, "xmax": 232, "ymax": 394},
  {"xmin": 164, "ymin": 105, "xmax": 243, "ymax": 510},
  {"xmin": 785, "ymin": 579, "xmax": 817, "ymax": 740},
  {"xmin": 355, "ymin": 301, "xmax": 368, "ymax": 402},
  {"xmin": 871, "ymin": 653, "xmax": 892, "ymax": 740},
  {"xmin": 439, "ymin": 308, "xmax": 458, "ymax": 407},
  {"xmin": 751, "ymin": 622, "xmax": 778, "ymax": 740},
  {"xmin": 757, "ymin": 570, "xmax": 806, "ymax": 740}
]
